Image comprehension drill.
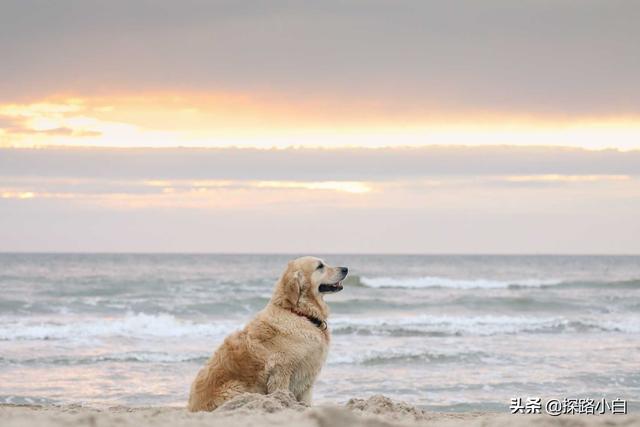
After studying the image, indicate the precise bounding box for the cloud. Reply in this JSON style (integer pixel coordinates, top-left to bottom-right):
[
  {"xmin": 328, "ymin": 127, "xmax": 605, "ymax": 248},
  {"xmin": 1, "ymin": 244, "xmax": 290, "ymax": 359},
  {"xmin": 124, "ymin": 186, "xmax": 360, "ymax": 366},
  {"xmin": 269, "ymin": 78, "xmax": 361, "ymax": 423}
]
[
  {"xmin": 1, "ymin": 146, "xmax": 639, "ymax": 182},
  {"xmin": 3, "ymin": 96, "xmax": 640, "ymax": 150},
  {"xmin": 0, "ymin": 116, "xmax": 23, "ymax": 131},
  {"xmin": 0, "ymin": 106, "xmax": 102, "ymax": 139},
  {"xmin": 2, "ymin": 146, "xmax": 639, "ymax": 253},
  {"xmin": 1, "ymin": 1, "xmax": 639, "ymax": 116},
  {"xmin": 2, "ymin": 125, "xmax": 101, "ymax": 137},
  {"xmin": 2, "ymin": 172, "xmax": 639, "ymax": 253},
  {"xmin": 2, "ymin": 145, "xmax": 639, "ymax": 217}
]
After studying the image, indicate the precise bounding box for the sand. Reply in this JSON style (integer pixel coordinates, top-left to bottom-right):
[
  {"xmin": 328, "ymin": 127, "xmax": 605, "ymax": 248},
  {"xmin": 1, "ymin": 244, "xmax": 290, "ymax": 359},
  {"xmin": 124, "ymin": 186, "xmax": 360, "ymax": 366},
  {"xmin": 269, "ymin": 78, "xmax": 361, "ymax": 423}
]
[{"xmin": 1, "ymin": 392, "xmax": 635, "ymax": 427}]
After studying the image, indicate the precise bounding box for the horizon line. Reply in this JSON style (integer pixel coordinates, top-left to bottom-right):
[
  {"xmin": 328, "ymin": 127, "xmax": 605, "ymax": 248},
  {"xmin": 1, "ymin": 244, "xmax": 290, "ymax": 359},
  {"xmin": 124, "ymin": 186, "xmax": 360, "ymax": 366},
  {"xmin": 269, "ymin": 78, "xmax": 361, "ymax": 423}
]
[
  {"xmin": 2, "ymin": 144, "xmax": 640, "ymax": 153},
  {"xmin": 1, "ymin": 251, "xmax": 639, "ymax": 257}
]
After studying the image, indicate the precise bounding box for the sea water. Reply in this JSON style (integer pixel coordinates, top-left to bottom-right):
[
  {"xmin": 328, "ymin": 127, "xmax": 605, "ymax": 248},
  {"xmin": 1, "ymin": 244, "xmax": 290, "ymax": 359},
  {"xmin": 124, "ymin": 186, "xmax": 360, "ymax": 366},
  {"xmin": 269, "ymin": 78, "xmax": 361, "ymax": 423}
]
[{"xmin": 0, "ymin": 254, "xmax": 639, "ymax": 411}]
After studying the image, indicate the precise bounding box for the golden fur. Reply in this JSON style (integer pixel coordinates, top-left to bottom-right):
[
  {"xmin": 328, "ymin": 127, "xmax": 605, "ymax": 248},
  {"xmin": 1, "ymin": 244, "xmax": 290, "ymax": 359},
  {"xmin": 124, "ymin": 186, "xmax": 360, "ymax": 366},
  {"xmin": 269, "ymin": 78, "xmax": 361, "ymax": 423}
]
[{"xmin": 187, "ymin": 256, "xmax": 348, "ymax": 412}]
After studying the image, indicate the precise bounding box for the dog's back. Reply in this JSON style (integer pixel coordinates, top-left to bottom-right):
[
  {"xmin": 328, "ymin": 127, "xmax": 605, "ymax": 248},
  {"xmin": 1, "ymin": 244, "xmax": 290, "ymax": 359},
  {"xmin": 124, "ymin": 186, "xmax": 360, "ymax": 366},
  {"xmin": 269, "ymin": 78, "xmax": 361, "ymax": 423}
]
[{"xmin": 187, "ymin": 326, "xmax": 267, "ymax": 411}]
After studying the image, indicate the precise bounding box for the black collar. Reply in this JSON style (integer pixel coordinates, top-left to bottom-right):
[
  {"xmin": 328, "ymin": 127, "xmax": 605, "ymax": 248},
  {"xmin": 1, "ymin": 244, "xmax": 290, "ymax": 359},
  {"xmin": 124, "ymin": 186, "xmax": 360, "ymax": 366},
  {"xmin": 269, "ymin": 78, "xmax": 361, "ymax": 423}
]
[{"xmin": 290, "ymin": 309, "xmax": 327, "ymax": 331}]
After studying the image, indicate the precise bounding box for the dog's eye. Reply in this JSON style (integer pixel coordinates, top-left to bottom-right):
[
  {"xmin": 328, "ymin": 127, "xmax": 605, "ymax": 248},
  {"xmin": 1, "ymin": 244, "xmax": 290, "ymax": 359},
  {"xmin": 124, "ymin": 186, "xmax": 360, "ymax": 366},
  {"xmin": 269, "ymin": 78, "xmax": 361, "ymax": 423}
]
[{"xmin": 316, "ymin": 263, "xmax": 324, "ymax": 270}]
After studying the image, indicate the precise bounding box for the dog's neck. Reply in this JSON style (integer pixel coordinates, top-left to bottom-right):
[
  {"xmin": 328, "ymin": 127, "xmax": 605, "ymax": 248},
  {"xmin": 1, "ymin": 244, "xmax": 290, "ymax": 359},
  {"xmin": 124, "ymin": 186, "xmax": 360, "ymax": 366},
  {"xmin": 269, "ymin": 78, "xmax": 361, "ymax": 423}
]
[{"xmin": 289, "ymin": 308, "xmax": 327, "ymax": 331}]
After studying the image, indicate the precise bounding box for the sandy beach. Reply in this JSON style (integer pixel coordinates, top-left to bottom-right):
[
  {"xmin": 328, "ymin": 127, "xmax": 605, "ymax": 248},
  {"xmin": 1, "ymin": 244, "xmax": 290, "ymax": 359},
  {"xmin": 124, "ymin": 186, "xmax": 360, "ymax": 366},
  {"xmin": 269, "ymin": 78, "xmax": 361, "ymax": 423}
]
[{"xmin": 1, "ymin": 392, "xmax": 636, "ymax": 427}]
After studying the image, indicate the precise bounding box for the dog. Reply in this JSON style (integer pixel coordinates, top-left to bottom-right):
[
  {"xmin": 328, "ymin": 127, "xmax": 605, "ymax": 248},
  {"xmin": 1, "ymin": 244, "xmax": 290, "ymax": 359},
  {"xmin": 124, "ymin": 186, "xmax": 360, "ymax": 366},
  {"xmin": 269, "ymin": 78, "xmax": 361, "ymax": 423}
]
[{"xmin": 187, "ymin": 256, "xmax": 348, "ymax": 411}]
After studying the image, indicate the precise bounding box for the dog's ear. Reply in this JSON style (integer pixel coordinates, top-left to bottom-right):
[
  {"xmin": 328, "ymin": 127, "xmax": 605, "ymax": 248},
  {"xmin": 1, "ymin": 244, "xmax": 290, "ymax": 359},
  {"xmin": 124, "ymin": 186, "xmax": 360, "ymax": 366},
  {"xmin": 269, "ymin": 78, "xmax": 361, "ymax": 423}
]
[
  {"xmin": 282, "ymin": 267, "xmax": 302, "ymax": 309},
  {"xmin": 274, "ymin": 262, "xmax": 301, "ymax": 309}
]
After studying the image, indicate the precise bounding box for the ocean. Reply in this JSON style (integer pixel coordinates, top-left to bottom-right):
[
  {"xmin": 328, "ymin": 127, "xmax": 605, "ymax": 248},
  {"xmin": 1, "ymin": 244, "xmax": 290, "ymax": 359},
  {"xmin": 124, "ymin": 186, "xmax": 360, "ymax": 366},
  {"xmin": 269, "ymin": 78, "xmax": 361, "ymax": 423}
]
[{"xmin": 0, "ymin": 254, "xmax": 639, "ymax": 411}]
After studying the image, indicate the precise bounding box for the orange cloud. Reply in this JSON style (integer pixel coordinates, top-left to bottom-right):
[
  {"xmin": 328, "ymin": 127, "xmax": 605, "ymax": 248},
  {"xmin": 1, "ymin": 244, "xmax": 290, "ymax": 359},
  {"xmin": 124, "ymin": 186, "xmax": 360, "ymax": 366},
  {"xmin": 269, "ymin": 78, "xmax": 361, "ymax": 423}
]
[{"xmin": 2, "ymin": 93, "xmax": 640, "ymax": 150}]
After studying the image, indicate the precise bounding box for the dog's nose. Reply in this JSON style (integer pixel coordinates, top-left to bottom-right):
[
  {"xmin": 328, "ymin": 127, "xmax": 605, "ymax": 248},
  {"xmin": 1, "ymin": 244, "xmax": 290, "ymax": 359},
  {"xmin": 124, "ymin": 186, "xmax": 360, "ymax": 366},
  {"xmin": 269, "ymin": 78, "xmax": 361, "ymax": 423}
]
[{"xmin": 340, "ymin": 267, "xmax": 348, "ymax": 275}]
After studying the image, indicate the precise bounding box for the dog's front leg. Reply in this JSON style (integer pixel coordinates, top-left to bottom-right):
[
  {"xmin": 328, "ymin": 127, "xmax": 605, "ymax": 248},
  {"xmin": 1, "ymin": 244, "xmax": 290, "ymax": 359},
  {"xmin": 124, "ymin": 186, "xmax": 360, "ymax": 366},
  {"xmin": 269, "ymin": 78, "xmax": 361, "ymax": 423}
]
[
  {"xmin": 266, "ymin": 353, "xmax": 291, "ymax": 393},
  {"xmin": 298, "ymin": 386, "xmax": 312, "ymax": 405},
  {"xmin": 266, "ymin": 367, "xmax": 291, "ymax": 393}
]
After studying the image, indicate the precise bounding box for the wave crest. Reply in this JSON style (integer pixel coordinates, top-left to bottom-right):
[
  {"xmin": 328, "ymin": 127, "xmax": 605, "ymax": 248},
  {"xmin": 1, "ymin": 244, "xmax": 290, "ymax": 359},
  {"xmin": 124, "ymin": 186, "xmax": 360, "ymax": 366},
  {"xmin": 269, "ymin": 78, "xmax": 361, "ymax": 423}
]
[
  {"xmin": 358, "ymin": 276, "xmax": 640, "ymax": 289},
  {"xmin": 331, "ymin": 314, "xmax": 640, "ymax": 336},
  {"xmin": 0, "ymin": 313, "xmax": 237, "ymax": 341},
  {"xmin": 330, "ymin": 349, "xmax": 491, "ymax": 365}
]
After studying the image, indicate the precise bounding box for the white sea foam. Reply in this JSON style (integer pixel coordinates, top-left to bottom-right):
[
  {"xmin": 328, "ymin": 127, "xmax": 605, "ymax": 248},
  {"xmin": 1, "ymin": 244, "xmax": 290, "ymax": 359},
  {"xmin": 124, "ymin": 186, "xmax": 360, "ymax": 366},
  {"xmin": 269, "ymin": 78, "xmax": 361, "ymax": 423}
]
[
  {"xmin": 331, "ymin": 314, "xmax": 564, "ymax": 335},
  {"xmin": 0, "ymin": 313, "xmax": 239, "ymax": 341},
  {"xmin": 599, "ymin": 318, "xmax": 640, "ymax": 334},
  {"xmin": 3, "ymin": 311, "xmax": 635, "ymax": 343},
  {"xmin": 359, "ymin": 276, "xmax": 562, "ymax": 289},
  {"xmin": 91, "ymin": 351, "xmax": 207, "ymax": 363},
  {"xmin": 330, "ymin": 314, "xmax": 640, "ymax": 335},
  {"xmin": 328, "ymin": 347, "xmax": 489, "ymax": 365},
  {"xmin": 2, "ymin": 351, "xmax": 208, "ymax": 365}
]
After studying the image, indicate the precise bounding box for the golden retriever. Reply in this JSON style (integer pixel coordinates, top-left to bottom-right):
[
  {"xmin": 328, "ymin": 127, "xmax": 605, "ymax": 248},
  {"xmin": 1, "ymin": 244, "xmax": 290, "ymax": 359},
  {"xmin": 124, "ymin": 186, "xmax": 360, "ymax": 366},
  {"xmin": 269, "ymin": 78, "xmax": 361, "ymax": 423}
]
[{"xmin": 187, "ymin": 256, "xmax": 348, "ymax": 411}]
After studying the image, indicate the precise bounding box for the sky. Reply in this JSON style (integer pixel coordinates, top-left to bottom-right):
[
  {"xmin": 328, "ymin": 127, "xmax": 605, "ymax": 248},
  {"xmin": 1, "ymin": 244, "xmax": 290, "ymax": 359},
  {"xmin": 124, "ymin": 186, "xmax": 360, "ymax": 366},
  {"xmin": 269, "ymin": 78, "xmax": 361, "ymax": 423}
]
[{"xmin": 1, "ymin": 1, "xmax": 639, "ymax": 253}]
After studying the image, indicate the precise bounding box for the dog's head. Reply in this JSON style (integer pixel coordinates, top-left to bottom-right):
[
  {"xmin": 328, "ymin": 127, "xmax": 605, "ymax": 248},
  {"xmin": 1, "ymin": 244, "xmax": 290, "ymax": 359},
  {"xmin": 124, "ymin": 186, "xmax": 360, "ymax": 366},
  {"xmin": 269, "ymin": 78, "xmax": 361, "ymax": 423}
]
[{"xmin": 271, "ymin": 256, "xmax": 348, "ymax": 320}]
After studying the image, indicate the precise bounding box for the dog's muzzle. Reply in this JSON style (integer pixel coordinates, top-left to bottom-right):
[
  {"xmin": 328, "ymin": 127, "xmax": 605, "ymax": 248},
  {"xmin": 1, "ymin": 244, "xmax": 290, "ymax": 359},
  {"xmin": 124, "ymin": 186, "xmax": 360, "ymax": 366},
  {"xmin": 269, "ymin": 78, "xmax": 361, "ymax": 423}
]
[
  {"xmin": 319, "ymin": 267, "xmax": 348, "ymax": 293},
  {"xmin": 318, "ymin": 281, "xmax": 343, "ymax": 293}
]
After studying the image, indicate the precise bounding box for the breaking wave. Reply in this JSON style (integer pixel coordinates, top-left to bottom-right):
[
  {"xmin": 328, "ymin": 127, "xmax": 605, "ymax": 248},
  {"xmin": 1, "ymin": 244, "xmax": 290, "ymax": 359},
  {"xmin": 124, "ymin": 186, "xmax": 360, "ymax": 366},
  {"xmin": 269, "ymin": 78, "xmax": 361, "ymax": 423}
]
[
  {"xmin": 331, "ymin": 314, "xmax": 640, "ymax": 336},
  {"xmin": 0, "ymin": 313, "xmax": 238, "ymax": 341},
  {"xmin": 329, "ymin": 349, "xmax": 492, "ymax": 365},
  {"xmin": 357, "ymin": 276, "xmax": 640, "ymax": 289},
  {"xmin": 2, "ymin": 311, "xmax": 638, "ymax": 344},
  {"xmin": 0, "ymin": 351, "xmax": 208, "ymax": 366}
]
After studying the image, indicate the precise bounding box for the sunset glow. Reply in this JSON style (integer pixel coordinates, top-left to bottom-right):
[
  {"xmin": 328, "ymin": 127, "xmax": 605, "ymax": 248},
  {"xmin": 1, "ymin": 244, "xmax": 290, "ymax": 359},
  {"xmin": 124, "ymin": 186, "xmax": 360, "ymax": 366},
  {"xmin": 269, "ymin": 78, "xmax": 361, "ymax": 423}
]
[{"xmin": 2, "ymin": 95, "xmax": 640, "ymax": 150}]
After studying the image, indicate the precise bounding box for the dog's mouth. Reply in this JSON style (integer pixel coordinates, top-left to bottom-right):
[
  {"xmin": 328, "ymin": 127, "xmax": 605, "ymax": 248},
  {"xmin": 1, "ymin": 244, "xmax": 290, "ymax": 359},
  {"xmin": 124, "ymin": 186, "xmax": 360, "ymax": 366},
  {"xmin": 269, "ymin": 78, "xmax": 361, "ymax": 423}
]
[{"xmin": 319, "ymin": 281, "xmax": 343, "ymax": 293}]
